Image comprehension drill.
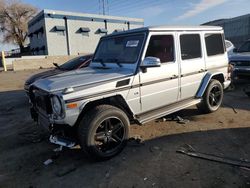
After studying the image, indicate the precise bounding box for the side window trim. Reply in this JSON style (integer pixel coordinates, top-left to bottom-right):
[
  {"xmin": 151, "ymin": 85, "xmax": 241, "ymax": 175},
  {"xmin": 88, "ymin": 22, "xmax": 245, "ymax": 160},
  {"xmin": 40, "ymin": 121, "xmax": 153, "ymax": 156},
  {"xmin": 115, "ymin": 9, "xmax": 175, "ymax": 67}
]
[
  {"xmin": 205, "ymin": 33, "xmax": 225, "ymax": 57},
  {"xmin": 145, "ymin": 33, "xmax": 176, "ymax": 64}
]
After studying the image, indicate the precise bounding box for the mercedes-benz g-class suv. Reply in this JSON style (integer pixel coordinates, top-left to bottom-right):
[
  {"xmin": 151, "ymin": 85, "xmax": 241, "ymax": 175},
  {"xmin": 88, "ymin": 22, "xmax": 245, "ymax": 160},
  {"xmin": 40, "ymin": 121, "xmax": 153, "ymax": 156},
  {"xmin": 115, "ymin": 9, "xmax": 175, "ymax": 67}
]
[{"xmin": 29, "ymin": 26, "xmax": 231, "ymax": 160}]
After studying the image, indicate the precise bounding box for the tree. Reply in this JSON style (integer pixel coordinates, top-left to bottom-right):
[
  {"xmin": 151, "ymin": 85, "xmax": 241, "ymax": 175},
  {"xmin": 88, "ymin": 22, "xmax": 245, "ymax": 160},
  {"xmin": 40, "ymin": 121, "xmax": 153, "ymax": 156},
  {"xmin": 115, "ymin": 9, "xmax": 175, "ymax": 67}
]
[{"xmin": 0, "ymin": 0, "xmax": 37, "ymax": 53}]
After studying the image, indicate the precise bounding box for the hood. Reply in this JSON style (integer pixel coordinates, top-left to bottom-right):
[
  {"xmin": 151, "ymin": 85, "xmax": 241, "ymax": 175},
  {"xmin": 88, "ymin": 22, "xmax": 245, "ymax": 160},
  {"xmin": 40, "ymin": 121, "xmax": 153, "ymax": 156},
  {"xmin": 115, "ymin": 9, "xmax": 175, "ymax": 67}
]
[
  {"xmin": 32, "ymin": 67, "xmax": 134, "ymax": 92},
  {"xmin": 25, "ymin": 69, "xmax": 64, "ymax": 85},
  {"xmin": 229, "ymin": 52, "xmax": 250, "ymax": 62}
]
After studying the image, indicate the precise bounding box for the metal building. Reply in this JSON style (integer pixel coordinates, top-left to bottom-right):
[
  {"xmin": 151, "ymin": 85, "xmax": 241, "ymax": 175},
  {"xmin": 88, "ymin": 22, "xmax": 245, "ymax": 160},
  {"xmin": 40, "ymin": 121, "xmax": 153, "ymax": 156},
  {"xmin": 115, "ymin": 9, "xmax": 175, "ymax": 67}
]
[
  {"xmin": 28, "ymin": 9, "xmax": 144, "ymax": 56},
  {"xmin": 203, "ymin": 14, "xmax": 250, "ymax": 47}
]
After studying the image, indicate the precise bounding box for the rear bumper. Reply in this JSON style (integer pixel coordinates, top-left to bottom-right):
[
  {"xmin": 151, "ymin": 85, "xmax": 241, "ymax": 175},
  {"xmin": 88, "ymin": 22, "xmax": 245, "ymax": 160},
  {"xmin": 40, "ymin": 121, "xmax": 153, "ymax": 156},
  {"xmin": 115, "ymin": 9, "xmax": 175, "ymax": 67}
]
[{"xmin": 223, "ymin": 80, "xmax": 231, "ymax": 89}]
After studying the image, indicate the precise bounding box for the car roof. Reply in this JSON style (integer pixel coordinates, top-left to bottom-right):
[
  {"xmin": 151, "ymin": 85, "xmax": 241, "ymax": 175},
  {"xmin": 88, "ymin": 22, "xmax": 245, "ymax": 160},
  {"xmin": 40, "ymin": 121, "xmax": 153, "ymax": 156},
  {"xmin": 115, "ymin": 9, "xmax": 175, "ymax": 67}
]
[{"xmin": 105, "ymin": 25, "xmax": 223, "ymax": 37}]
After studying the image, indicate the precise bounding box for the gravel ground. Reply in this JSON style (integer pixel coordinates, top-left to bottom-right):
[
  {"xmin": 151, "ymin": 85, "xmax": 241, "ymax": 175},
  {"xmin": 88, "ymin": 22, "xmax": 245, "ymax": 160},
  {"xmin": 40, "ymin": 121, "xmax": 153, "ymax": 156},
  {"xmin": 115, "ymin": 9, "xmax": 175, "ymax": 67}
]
[{"xmin": 0, "ymin": 70, "xmax": 249, "ymax": 188}]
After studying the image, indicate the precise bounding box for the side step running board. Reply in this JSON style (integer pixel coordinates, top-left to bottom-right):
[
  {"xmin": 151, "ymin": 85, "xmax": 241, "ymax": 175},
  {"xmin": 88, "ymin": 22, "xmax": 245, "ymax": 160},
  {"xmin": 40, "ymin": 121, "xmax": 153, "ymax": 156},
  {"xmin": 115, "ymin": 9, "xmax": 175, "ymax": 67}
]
[{"xmin": 137, "ymin": 98, "xmax": 201, "ymax": 124}]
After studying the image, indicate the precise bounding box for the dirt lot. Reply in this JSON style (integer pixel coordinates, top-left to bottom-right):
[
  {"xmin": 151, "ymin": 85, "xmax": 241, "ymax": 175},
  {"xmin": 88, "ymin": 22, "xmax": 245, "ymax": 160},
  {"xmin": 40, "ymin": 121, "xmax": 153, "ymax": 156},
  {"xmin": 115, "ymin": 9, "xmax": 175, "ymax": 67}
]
[{"xmin": 0, "ymin": 70, "xmax": 250, "ymax": 188}]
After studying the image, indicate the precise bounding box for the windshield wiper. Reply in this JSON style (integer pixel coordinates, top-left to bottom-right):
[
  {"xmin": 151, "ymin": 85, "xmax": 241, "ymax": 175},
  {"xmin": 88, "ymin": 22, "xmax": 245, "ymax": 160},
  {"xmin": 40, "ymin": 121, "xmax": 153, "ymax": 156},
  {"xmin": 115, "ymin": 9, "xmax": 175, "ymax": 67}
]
[
  {"xmin": 53, "ymin": 63, "xmax": 65, "ymax": 70},
  {"xmin": 53, "ymin": 63, "xmax": 69, "ymax": 71},
  {"xmin": 106, "ymin": 58, "xmax": 123, "ymax": 67},
  {"xmin": 92, "ymin": 58, "xmax": 106, "ymax": 67}
]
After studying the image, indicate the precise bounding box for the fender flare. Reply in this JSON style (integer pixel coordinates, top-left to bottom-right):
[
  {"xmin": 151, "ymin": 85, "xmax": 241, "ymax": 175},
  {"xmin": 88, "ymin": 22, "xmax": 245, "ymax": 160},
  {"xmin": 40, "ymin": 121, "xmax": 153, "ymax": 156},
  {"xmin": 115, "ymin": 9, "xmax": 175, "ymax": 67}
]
[
  {"xmin": 77, "ymin": 94, "xmax": 135, "ymax": 123},
  {"xmin": 196, "ymin": 72, "xmax": 225, "ymax": 98}
]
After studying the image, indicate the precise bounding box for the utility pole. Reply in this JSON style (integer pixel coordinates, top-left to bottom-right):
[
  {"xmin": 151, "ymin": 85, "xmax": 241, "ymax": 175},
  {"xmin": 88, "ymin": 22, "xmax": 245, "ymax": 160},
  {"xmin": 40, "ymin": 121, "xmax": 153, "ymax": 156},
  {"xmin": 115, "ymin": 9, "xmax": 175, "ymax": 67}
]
[
  {"xmin": 102, "ymin": 0, "xmax": 105, "ymax": 15},
  {"xmin": 100, "ymin": 0, "xmax": 108, "ymax": 15}
]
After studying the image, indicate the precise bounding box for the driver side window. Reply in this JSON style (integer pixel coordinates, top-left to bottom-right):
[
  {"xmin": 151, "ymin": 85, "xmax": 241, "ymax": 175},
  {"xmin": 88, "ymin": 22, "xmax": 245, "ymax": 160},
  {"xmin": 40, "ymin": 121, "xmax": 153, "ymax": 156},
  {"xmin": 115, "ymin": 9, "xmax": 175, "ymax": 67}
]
[{"xmin": 145, "ymin": 35, "xmax": 175, "ymax": 63}]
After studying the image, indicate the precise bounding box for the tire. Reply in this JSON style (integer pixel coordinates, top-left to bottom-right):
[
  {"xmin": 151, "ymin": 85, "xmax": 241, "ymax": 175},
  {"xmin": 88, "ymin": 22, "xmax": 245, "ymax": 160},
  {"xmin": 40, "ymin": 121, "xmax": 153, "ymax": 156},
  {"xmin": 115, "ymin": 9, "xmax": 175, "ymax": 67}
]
[
  {"xmin": 197, "ymin": 79, "xmax": 223, "ymax": 113},
  {"xmin": 78, "ymin": 105, "xmax": 130, "ymax": 160}
]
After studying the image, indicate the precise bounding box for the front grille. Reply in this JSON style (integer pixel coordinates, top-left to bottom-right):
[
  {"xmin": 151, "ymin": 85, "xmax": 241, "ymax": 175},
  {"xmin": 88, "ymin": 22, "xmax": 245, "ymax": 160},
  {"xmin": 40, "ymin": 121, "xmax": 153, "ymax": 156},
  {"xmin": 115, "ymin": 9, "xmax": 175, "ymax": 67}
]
[
  {"xmin": 231, "ymin": 61, "xmax": 250, "ymax": 67},
  {"xmin": 32, "ymin": 88, "xmax": 52, "ymax": 114}
]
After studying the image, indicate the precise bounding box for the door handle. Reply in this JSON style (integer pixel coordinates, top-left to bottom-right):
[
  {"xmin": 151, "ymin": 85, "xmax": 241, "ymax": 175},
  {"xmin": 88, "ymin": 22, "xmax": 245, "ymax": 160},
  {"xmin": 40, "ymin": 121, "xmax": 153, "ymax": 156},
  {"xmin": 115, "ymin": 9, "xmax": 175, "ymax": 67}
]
[
  {"xmin": 171, "ymin": 75, "xmax": 178, "ymax": 79},
  {"xmin": 198, "ymin": 69, "xmax": 205, "ymax": 73}
]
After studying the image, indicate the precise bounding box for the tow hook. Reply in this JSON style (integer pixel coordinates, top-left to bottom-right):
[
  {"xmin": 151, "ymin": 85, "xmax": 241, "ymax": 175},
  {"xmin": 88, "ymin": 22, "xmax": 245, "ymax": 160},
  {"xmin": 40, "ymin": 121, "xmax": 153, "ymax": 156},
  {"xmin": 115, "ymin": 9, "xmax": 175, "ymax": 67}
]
[{"xmin": 49, "ymin": 135, "xmax": 76, "ymax": 148}]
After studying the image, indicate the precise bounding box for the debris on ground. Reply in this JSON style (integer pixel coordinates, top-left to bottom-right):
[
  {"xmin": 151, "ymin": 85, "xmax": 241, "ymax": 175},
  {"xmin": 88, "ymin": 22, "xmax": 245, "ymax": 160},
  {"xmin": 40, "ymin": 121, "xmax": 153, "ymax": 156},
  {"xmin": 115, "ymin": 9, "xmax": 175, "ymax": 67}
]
[
  {"xmin": 174, "ymin": 116, "xmax": 190, "ymax": 124},
  {"xmin": 149, "ymin": 146, "xmax": 161, "ymax": 153},
  {"xmin": 156, "ymin": 115, "xmax": 190, "ymax": 124},
  {"xmin": 70, "ymin": 145, "xmax": 81, "ymax": 150},
  {"xmin": 155, "ymin": 117, "xmax": 167, "ymax": 122},
  {"xmin": 143, "ymin": 177, "xmax": 148, "ymax": 181},
  {"xmin": 177, "ymin": 144, "xmax": 250, "ymax": 168},
  {"xmin": 55, "ymin": 164, "xmax": 77, "ymax": 177},
  {"xmin": 43, "ymin": 159, "xmax": 53, "ymax": 166},
  {"xmin": 128, "ymin": 135, "xmax": 144, "ymax": 146},
  {"xmin": 222, "ymin": 103, "xmax": 238, "ymax": 114},
  {"xmin": 53, "ymin": 146, "xmax": 63, "ymax": 152}
]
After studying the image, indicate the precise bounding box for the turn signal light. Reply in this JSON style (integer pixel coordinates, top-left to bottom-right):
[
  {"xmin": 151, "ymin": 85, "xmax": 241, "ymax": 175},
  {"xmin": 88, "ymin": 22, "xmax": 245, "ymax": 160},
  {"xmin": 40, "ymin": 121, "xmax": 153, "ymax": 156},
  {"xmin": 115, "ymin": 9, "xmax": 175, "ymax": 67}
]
[{"xmin": 66, "ymin": 103, "xmax": 78, "ymax": 109}]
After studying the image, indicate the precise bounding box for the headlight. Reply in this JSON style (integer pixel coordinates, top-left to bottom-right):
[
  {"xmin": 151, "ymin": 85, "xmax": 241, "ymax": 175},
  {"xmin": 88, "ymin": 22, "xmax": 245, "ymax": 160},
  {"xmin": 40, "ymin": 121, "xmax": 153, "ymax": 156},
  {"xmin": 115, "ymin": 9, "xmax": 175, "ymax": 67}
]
[{"xmin": 52, "ymin": 96, "xmax": 62, "ymax": 116}]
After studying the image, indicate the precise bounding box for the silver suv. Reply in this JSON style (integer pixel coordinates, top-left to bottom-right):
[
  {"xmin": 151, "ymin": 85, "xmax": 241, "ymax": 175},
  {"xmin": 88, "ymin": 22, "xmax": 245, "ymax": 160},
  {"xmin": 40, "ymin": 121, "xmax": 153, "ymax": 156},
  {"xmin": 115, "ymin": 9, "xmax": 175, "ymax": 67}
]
[{"xmin": 30, "ymin": 26, "xmax": 231, "ymax": 160}]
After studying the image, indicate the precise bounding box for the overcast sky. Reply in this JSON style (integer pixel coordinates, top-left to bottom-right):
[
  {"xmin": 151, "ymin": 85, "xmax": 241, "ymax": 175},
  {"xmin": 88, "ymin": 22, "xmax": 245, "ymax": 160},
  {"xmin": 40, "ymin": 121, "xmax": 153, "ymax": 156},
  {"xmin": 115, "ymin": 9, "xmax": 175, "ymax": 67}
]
[{"xmin": 1, "ymin": 0, "xmax": 250, "ymax": 51}]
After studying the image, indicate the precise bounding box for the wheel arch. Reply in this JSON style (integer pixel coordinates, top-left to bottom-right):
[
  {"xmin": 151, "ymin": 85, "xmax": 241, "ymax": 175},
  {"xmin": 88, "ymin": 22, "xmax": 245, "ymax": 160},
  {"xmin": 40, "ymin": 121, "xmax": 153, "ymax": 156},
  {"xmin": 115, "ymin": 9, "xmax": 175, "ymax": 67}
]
[
  {"xmin": 196, "ymin": 72, "xmax": 225, "ymax": 98},
  {"xmin": 74, "ymin": 95, "xmax": 135, "ymax": 127}
]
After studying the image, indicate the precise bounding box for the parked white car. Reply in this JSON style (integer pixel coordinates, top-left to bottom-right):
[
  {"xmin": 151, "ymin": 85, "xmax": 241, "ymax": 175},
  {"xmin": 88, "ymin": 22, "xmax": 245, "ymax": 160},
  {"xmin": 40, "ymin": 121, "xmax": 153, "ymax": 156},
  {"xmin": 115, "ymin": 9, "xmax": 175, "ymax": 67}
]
[{"xmin": 30, "ymin": 26, "xmax": 231, "ymax": 160}]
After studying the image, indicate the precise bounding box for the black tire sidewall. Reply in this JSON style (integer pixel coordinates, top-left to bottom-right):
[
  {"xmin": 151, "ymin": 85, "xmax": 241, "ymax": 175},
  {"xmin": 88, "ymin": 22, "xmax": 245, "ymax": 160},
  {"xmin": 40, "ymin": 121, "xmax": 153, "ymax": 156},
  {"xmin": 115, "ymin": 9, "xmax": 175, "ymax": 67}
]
[
  {"xmin": 78, "ymin": 105, "xmax": 129, "ymax": 160},
  {"xmin": 205, "ymin": 80, "xmax": 223, "ymax": 112}
]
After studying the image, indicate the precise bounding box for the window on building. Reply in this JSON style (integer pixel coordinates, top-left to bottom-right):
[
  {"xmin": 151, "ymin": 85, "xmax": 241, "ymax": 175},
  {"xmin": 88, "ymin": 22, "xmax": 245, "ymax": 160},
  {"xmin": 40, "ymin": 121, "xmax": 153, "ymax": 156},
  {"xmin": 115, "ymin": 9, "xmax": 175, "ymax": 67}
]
[
  {"xmin": 205, "ymin": 34, "xmax": 225, "ymax": 56},
  {"xmin": 180, "ymin": 34, "xmax": 201, "ymax": 60},
  {"xmin": 53, "ymin": 26, "xmax": 66, "ymax": 36},
  {"xmin": 57, "ymin": 31, "xmax": 65, "ymax": 36},
  {"xmin": 79, "ymin": 27, "xmax": 90, "ymax": 37},
  {"xmin": 145, "ymin": 35, "xmax": 174, "ymax": 63}
]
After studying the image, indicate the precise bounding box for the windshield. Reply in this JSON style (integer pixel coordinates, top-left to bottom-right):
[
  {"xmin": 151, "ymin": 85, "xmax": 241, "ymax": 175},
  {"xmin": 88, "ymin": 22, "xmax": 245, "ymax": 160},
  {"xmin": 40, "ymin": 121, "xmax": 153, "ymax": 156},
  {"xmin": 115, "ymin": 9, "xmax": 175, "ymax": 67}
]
[
  {"xmin": 93, "ymin": 34, "xmax": 144, "ymax": 64},
  {"xmin": 238, "ymin": 41, "xmax": 250, "ymax": 53},
  {"xmin": 59, "ymin": 56, "xmax": 91, "ymax": 70}
]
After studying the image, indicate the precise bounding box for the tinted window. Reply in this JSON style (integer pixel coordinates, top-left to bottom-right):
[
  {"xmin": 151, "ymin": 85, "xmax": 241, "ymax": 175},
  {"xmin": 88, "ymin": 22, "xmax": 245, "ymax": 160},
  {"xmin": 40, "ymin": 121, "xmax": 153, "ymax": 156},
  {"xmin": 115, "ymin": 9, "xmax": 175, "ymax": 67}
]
[
  {"xmin": 180, "ymin": 34, "xmax": 201, "ymax": 60},
  {"xmin": 145, "ymin": 35, "xmax": 174, "ymax": 63},
  {"xmin": 205, "ymin": 34, "xmax": 225, "ymax": 56},
  {"xmin": 93, "ymin": 34, "xmax": 144, "ymax": 64}
]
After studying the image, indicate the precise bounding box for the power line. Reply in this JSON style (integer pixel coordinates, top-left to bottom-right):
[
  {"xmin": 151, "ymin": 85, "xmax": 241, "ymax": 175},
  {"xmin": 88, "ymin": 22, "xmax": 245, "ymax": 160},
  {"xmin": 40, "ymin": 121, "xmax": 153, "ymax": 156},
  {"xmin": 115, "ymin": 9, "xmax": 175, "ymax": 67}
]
[{"xmin": 109, "ymin": 0, "xmax": 164, "ymax": 15}]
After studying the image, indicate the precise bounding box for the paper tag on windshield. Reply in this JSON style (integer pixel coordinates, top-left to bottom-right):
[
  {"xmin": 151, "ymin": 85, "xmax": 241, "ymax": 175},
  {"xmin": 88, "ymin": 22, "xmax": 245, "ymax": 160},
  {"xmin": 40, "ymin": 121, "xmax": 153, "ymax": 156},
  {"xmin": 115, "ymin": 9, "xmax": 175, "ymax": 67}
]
[{"xmin": 126, "ymin": 40, "xmax": 139, "ymax": 47}]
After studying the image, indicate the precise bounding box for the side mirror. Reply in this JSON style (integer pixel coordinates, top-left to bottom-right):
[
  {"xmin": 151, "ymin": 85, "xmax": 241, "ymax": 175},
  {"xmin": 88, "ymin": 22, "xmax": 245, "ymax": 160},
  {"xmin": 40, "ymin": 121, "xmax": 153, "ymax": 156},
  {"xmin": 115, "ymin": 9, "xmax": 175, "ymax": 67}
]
[
  {"xmin": 141, "ymin": 57, "xmax": 161, "ymax": 68},
  {"xmin": 233, "ymin": 48, "xmax": 238, "ymax": 53}
]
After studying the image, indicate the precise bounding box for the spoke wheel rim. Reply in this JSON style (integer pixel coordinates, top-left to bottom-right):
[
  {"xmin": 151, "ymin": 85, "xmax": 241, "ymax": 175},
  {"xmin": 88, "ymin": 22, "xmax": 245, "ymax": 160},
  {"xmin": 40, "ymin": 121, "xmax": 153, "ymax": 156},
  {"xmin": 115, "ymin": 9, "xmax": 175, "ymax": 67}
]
[
  {"xmin": 94, "ymin": 117, "xmax": 125, "ymax": 154},
  {"xmin": 209, "ymin": 85, "xmax": 222, "ymax": 107}
]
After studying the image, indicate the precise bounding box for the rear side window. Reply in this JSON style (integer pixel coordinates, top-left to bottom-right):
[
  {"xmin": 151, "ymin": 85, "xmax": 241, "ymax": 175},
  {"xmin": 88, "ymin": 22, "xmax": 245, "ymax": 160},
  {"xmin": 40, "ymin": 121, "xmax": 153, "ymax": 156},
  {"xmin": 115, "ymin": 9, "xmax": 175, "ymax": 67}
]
[
  {"xmin": 205, "ymin": 34, "xmax": 225, "ymax": 56},
  {"xmin": 180, "ymin": 34, "xmax": 201, "ymax": 60},
  {"xmin": 145, "ymin": 35, "xmax": 174, "ymax": 63}
]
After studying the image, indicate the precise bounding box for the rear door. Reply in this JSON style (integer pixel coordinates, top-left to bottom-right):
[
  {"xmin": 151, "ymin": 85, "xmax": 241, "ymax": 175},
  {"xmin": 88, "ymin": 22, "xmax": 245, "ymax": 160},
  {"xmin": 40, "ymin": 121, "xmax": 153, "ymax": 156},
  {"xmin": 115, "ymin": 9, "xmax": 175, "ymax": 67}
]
[
  {"xmin": 178, "ymin": 33, "xmax": 206, "ymax": 99},
  {"xmin": 139, "ymin": 32, "xmax": 179, "ymax": 113}
]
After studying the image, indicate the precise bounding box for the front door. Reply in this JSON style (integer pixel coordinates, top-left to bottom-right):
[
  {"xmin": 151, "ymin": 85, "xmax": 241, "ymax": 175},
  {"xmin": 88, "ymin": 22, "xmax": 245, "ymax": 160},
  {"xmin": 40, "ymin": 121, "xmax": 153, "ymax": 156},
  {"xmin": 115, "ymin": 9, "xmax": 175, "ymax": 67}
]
[{"xmin": 139, "ymin": 33, "xmax": 179, "ymax": 113}]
